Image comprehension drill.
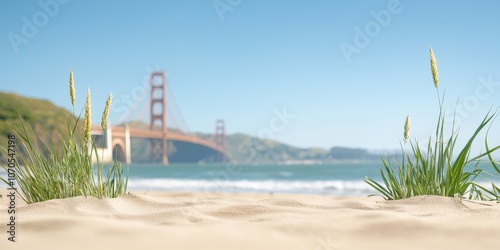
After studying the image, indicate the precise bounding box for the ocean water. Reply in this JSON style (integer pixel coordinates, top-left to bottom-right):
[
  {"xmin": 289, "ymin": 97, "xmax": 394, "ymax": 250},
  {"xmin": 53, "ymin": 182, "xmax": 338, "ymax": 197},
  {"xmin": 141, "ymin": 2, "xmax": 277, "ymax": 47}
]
[
  {"xmin": 2, "ymin": 162, "xmax": 500, "ymax": 197},
  {"xmin": 125, "ymin": 162, "xmax": 387, "ymax": 196}
]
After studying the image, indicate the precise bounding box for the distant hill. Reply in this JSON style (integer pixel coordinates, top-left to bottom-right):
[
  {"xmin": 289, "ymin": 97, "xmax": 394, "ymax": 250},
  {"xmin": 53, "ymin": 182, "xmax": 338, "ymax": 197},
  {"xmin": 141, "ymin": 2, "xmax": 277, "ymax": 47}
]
[
  {"xmin": 121, "ymin": 123, "xmax": 384, "ymax": 163},
  {"xmin": 329, "ymin": 146, "xmax": 381, "ymax": 162},
  {"xmin": 194, "ymin": 133, "xmax": 384, "ymax": 164},
  {"xmin": 192, "ymin": 132, "xmax": 328, "ymax": 163},
  {"xmin": 0, "ymin": 92, "xmax": 79, "ymax": 157}
]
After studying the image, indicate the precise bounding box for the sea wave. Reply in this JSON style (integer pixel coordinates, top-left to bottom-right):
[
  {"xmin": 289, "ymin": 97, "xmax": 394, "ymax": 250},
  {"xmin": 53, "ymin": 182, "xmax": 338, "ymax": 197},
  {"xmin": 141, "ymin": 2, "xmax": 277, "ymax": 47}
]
[{"xmin": 127, "ymin": 178, "xmax": 375, "ymax": 196}]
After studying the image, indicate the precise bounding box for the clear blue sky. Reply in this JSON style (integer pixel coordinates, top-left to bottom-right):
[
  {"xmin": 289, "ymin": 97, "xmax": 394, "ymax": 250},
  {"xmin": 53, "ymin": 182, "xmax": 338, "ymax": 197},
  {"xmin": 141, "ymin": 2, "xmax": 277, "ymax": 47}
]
[{"xmin": 1, "ymin": 0, "xmax": 500, "ymax": 152}]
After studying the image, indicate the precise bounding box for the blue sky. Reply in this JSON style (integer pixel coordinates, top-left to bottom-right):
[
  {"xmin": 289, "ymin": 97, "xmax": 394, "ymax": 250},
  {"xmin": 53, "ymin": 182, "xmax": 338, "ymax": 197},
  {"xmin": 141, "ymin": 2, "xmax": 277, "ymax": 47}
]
[{"xmin": 1, "ymin": 0, "xmax": 500, "ymax": 152}]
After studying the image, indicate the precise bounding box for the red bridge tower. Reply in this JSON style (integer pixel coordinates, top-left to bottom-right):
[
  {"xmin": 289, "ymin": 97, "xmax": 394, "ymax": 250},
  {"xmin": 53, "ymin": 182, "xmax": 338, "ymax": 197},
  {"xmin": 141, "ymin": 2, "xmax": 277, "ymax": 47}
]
[
  {"xmin": 213, "ymin": 119, "xmax": 227, "ymax": 162},
  {"xmin": 150, "ymin": 71, "xmax": 168, "ymax": 165}
]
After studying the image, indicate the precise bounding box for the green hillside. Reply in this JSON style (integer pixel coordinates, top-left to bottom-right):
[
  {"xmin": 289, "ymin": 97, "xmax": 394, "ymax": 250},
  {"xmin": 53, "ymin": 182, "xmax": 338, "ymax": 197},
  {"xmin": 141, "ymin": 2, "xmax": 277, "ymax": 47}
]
[
  {"xmin": 195, "ymin": 133, "xmax": 382, "ymax": 163},
  {"xmin": 199, "ymin": 133, "xmax": 331, "ymax": 163},
  {"xmin": 0, "ymin": 92, "xmax": 78, "ymax": 156}
]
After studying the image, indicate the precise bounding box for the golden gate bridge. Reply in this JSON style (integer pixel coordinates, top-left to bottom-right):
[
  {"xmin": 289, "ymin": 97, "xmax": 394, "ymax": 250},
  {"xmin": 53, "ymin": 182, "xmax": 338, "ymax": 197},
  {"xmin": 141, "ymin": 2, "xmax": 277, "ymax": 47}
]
[{"xmin": 90, "ymin": 71, "xmax": 228, "ymax": 165}]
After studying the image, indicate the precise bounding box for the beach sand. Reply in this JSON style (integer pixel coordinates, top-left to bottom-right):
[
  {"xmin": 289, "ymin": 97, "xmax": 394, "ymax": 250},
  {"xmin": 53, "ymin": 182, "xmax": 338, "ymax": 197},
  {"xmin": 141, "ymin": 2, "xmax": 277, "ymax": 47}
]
[{"xmin": 1, "ymin": 189, "xmax": 500, "ymax": 250}]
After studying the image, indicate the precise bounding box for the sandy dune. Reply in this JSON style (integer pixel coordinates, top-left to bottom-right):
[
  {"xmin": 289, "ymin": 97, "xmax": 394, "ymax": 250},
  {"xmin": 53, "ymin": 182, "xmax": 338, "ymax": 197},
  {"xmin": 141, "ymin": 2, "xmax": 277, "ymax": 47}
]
[{"xmin": 1, "ymin": 189, "xmax": 500, "ymax": 250}]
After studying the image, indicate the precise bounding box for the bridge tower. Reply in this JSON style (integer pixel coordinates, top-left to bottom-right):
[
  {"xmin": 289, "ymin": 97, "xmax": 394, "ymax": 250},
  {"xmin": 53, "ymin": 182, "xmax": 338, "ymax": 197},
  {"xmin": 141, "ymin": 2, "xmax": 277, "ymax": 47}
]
[
  {"xmin": 150, "ymin": 71, "xmax": 168, "ymax": 165},
  {"xmin": 213, "ymin": 119, "xmax": 227, "ymax": 162}
]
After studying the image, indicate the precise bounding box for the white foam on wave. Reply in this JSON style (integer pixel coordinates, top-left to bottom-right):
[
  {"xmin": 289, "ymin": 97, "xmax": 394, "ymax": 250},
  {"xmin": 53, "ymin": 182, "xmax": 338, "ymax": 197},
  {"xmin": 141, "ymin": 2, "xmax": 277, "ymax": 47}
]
[{"xmin": 127, "ymin": 178, "xmax": 374, "ymax": 196}]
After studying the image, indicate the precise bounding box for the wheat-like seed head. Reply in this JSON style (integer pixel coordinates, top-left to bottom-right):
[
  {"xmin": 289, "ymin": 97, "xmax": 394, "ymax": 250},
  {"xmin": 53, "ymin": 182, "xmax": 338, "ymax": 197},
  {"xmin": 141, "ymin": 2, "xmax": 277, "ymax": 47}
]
[
  {"xmin": 69, "ymin": 68, "xmax": 76, "ymax": 107},
  {"xmin": 84, "ymin": 88, "xmax": 92, "ymax": 143},
  {"xmin": 404, "ymin": 115, "xmax": 410, "ymax": 143},
  {"xmin": 430, "ymin": 46, "xmax": 439, "ymax": 89},
  {"xmin": 101, "ymin": 93, "xmax": 112, "ymax": 131}
]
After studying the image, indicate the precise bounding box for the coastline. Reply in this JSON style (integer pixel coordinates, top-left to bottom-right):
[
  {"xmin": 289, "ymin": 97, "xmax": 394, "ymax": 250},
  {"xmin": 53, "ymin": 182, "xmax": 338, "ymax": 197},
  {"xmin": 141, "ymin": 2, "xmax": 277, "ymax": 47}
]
[{"xmin": 1, "ymin": 189, "xmax": 500, "ymax": 250}]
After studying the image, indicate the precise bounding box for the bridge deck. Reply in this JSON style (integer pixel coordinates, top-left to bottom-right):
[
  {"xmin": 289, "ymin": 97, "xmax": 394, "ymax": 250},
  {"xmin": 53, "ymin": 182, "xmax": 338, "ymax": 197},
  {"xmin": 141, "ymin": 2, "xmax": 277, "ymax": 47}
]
[{"xmin": 91, "ymin": 125, "xmax": 226, "ymax": 154}]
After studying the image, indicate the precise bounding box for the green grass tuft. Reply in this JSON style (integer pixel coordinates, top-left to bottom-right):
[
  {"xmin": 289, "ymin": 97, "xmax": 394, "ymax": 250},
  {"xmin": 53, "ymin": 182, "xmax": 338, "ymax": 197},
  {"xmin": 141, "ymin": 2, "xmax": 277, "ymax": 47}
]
[
  {"xmin": 365, "ymin": 47, "xmax": 500, "ymax": 201},
  {"xmin": 0, "ymin": 69, "xmax": 128, "ymax": 204}
]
